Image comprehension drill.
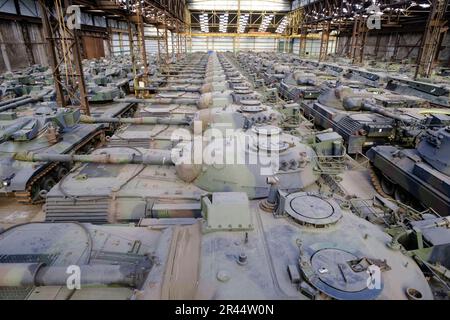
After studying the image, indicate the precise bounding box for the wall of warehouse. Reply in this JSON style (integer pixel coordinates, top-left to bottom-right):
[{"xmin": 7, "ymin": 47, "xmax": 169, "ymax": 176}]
[
  {"xmin": 1, "ymin": 0, "xmax": 448, "ymax": 71},
  {"xmin": 189, "ymin": 36, "xmax": 336, "ymax": 56},
  {"xmin": 0, "ymin": 0, "xmax": 132, "ymax": 72},
  {"xmin": 335, "ymin": 32, "xmax": 450, "ymax": 65}
]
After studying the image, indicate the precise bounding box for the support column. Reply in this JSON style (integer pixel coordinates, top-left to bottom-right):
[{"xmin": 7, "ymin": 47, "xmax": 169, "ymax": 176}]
[
  {"xmin": 414, "ymin": 0, "xmax": 449, "ymax": 78},
  {"xmin": 136, "ymin": 0, "xmax": 148, "ymax": 77},
  {"xmin": 38, "ymin": 0, "xmax": 65, "ymax": 108},
  {"xmin": 14, "ymin": 0, "xmax": 35, "ymax": 65},
  {"xmin": 0, "ymin": 31, "xmax": 11, "ymax": 72},
  {"xmin": 319, "ymin": 21, "xmax": 331, "ymax": 62}
]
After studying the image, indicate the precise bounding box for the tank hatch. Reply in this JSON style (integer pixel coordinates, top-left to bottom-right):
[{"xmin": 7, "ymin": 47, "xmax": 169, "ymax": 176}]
[
  {"xmin": 417, "ymin": 126, "xmax": 450, "ymax": 176},
  {"xmin": 303, "ymin": 248, "xmax": 383, "ymax": 300},
  {"xmin": 282, "ymin": 193, "xmax": 342, "ymax": 227}
]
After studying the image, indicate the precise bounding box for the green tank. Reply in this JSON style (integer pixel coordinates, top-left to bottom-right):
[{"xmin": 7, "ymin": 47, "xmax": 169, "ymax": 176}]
[
  {"xmin": 0, "ymin": 190, "xmax": 434, "ymax": 300},
  {"xmin": 300, "ymin": 85, "xmax": 433, "ymax": 154},
  {"xmin": 13, "ymin": 124, "xmax": 322, "ymax": 223},
  {"xmin": 0, "ymin": 107, "xmax": 105, "ymax": 204}
]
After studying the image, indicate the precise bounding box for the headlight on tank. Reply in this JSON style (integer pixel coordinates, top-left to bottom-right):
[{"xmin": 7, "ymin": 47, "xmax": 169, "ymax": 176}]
[{"xmin": 1, "ymin": 174, "xmax": 14, "ymax": 188}]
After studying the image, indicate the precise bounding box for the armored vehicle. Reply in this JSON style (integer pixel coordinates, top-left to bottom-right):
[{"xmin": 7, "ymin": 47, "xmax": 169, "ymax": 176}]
[
  {"xmin": 385, "ymin": 213, "xmax": 450, "ymax": 298},
  {"xmin": 0, "ymin": 107, "xmax": 105, "ymax": 204},
  {"xmin": 386, "ymin": 76, "xmax": 450, "ymax": 107},
  {"xmin": 277, "ymin": 70, "xmax": 322, "ymax": 101},
  {"xmin": 343, "ymin": 67, "xmax": 386, "ymax": 88},
  {"xmin": 0, "ymin": 66, "xmax": 52, "ymax": 101},
  {"xmin": 13, "ymin": 123, "xmax": 323, "ymax": 223},
  {"xmin": 367, "ymin": 126, "xmax": 450, "ymax": 216},
  {"xmin": 301, "ymin": 85, "xmax": 433, "ymax": 154},
  {"xmin": 0, "ymin": 190, "xmax": 434, "ymax": 300},
  {"xmin": 0, "ymin": 222, "xmax": 162, "ymax": 300}
]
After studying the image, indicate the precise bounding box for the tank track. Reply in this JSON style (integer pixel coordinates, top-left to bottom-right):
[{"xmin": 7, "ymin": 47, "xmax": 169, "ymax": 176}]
[
  {"xmin": 14, "ymin": 130, "xmax": 106, "ymax": 204},
  {"xmin": 369, "ymin": 165, "xmax": 394, "ymax": 200}
]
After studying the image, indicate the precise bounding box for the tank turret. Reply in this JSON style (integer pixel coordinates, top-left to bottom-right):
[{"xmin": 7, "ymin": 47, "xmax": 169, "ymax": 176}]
[
  {"xmin": 277, "ymin": 70, "xmax": 322, "ymax": 101},
  {"xmin": 416, "ymin": 126, "xmax": 450, "ymax": 176},
  {"xmin": 12, "ymin": 125, "xmax": 321, "ymax": 222},
  {"xmin": 0, "ymin": 202, "xmax": 434, "ymax": 300}
]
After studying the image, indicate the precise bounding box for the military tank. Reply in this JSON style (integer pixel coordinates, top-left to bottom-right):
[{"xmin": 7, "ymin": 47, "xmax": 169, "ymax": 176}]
[
  {"xmin": 0, "ymin": 189, "xmax": 434, "ymax": 300},
  {"xmin": 386, "ymin": 76, "xmax": 450, "ymax": 107},
  {"xmin": 106, "ymin": 98, "xmax": 281, "ymax": 150},
  {"xmin": 276, "ymin": 70, "xmax": 321, "ymax": 101},
  {"xmin": 319, "ymin": 63, "xmax": 346, "ymax": 78},
  {"xmin": 181, "ymin": 190, "xmax": 432, "ymax": 300},
  {"xmin": 105, "ymin": 60, "xmax": 262, "ymax": 148},
  {"xmin": 343, "ymin": 67, "xmax": 386, "ymax": 88},
  {"xmin": 0, "ymin": 221, "xmax": 161, "ymax": 300},
  {"xmin": 301, "ymin": 85, "xmax": 434, "ymax": 154},
  {"xmin": 353, "ymin": 194, "xmax": 450, "ymax": 298},
  {"xmin": 0, "ymin": 107, "xmax": 106, "ymax": 204},
  {"xmin": 12, "ymin": 122, "xmax": 328, "ymax": 223},
  {"xmin": 81, "ymin": 111, "xmax": 195, "ymax": 149},
  {"xmin": 0, "ymin": 67, "xmax": 51, "ymax": 101},
  {"xmin": 0, "ymin": 88, "xmax": 54, "ymax": 113},
  {"xmin": 84, "ymin": 64, "xmax": 133, "ymax": 103},
  {"xmin": 367, "ymin": 126, "xmax": 450, "ymax": 216}
]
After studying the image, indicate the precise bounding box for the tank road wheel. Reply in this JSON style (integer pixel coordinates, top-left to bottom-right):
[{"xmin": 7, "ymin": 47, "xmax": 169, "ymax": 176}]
[
  {"xmin": 55, "ymin": 166, "xmax": 69, "ymax": 180},
  {"xmin": 380, "ymin": 176, "xmax": 395, "ymax": 196},
  {"xmin": 394, "ymin": 187, "xmax": 410, "ymax": 205},
  {"xmin": 30, "ymin": 177, "xmax": 56, "ymax": 203},
  {"xmin": 30, "ymin": 183, "xmax": 42, "ymax": 203},
  {"xmin": 42, "ymin": 177, "xmax": 56, "ymax": 191}
]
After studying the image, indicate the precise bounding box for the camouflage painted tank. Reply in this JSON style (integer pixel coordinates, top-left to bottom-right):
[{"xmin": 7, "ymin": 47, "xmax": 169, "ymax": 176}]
[
  {"xmin": 0, "ymin": 107, "xmax": 105, "ymax": 204},
  {"xmin": 0, "ymin": 190, "xmax": 434, "ymax": 300},
  {"xmin": 184, "ymin": 191, "xmax": 433, "ymax": 300},
  {"xmin": 386, "ymin": 76, "xmax": 450, "ymax": 107},
  {"xmin": 300, "ymin": 85, "xmax": 433, "ymax": 154},
  {"xmin": 82, "ymin": 55, "xmax": 149, "ymax": 102},
  {"xmin": 0, "ymin": 88, "xmax": 54, "ymax": 114},
  {"xmin": 13, "ymin": 123, "xmax": 322, "ymax": 223},
  {"xmin": 0, "ymin": 65, "xmax": 52, "ymax": 101},
  {"xmin": 277, "ymin": 69, "xmax": 331, "ymax": 102},
  {"xmin": 343, "ymin": 67, "xmax": 387, "ymax": 88},
  {"xmin": 0, "ymin": 222, "xmax": 160, "ymax": 300},
  {"xmin": 367, "ymin": 126, "xmax": 450, "ymax": 216},
  {"xmin": 82, "ymin": 110, "xmax": 194, "ymax": 149},
  {"xmin": 101, "ymin": 54, "xmax": 240, "ymax": 148}
]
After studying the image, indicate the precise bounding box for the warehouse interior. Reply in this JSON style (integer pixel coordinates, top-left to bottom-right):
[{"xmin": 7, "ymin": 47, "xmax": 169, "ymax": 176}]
[
  {"xmin": 0, "ymin": 0, "xmax": 449, "ymax": 301},
  {"xmin": 0, "ymin": 1, "xmax": 449, "ymax": 75}
]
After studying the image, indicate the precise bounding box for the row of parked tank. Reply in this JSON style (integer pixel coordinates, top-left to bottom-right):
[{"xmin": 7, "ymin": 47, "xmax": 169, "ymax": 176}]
[
  {"xmin": 237, "ymin": 51, "xmax": 450, "ymax": 216},
  {"xmin": 0, "ymin": 51, "xmax": 448, "ymax": 300}
]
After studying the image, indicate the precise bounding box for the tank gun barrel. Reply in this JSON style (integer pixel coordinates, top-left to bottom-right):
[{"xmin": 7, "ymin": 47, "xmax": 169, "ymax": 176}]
[
  {"xmin": 0, "ymin": 263, "xmax": 145, "ymax": 287},
  {"xmin": 0, "ymin": 95, "xmax": 29, "ymax": 107},
  {"xmin": 13, "ymin": 150, "xmax": 174, "ymax": 165},
  {"xmin": 79, "ymin": 115, "xmax": 191, "ymax": 125},
  {"xmin": 0, "ymin": 118, "xmax": 32, "ymax": 143},
  {"xmin": 0, "ymin": 88, "xmax": 54, "ymax": 112},
  {"xmin": 116, "ymin": 97, "xmax": 198, "ymax": 105},
  {"xmin": 361, "ymin": 101, "xmax": 415, "ymax": 125}
]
